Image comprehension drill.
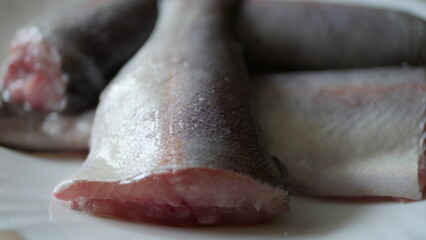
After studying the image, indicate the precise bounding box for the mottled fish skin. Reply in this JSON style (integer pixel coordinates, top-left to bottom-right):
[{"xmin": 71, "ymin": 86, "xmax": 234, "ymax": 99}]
[
  {"xmin": 236, "ymin": 0, "xmax": 426, "ymax": 71},
  {"xmin": 1, "ymin": 0, "xmax": 157, "ymax": 114},
  {"xmin": 254, "ymin": 67, "xmax": 426, "ymax": 200},
  {"xmin": 54, "ymin": 0, "xmax": 289, "ymax": 226},
  {"xmin": 0, "ymin": 105, "xmax": 92, "ymax": 151}
]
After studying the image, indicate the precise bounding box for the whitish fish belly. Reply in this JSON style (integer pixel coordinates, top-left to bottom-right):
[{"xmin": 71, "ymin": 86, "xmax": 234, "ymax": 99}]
[{"xmin": 254, "ymin": 67, "xmax": 426, "ymax": 200}]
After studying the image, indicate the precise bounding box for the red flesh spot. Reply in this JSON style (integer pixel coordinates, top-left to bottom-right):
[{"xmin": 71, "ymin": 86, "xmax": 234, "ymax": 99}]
[{"xmin": 2, "ymin": 30, "xmax": 67, "ymax": 113}]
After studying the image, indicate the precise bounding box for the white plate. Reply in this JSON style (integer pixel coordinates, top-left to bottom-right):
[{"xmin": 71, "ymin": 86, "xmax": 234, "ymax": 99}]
[{"xmin": 1, "ymin": 1, "xmax": 426, "ymax": 240}]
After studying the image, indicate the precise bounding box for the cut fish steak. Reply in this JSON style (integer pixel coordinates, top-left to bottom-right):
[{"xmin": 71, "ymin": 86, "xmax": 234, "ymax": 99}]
[
  {"xmin": 1, "ymin": 0, "xmax": 157, "ymax": 114},
  {"xmin": 254, "ymin": 67, "xmax": 426, "ymax": 200},
  {"xmin": 54, "ymin": 0, "xmax": 289, "ymax": 226}
]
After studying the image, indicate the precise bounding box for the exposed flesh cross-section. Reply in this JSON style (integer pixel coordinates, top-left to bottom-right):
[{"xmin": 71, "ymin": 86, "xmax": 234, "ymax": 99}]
[{"xmin": 54, "ymin": 0, "xmax": 289, "ymax": 226}]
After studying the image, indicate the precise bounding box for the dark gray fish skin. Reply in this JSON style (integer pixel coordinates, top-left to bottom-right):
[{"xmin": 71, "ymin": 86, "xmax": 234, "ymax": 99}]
[
  {"xmin": 2, "ymin": 0, "xmax": 157, "ymax": 114},
  {"xmin": 236, "ymin": 1, "xmax": 426, "ymax": 72}
]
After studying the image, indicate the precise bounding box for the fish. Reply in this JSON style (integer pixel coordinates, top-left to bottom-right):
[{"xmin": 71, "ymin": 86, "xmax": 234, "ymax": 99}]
[
  {"xmin": 3, "ymin": 0, "xmax": 424, "ymax": 115},
  {"xmin": 0, "ymin": 104, "xmax": 92, "ymax": 151},
  {"xmin": 1, "ymin": 0, "xmax": 157, "ymax": 114},
  {"xmin": 236, "ymin": 0, "xmax": 426, "ymax": 71},
  {"xmin": 253, "ymin": 67, "xmax": 426, "ymax": 200},
  {"xmin": 54, "ymin": 0, "xmax": 289, "ymax": 226}
]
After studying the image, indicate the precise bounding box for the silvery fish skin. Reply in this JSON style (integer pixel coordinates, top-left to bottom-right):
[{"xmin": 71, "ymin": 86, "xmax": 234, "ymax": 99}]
[
  {"xmin": 236, "ymin": 0, "xmax": 426, "ymax": 71},
  {"xmin": 254, "ymin": 67, "xmax": 426, "ymax": 200},
  {"xmin": 1, "ymin": 0, "xmax": 157, "ymax": 114},
  {"xmin": 54, "ymin": 0, "xmax": 289, "ymax": 226}
]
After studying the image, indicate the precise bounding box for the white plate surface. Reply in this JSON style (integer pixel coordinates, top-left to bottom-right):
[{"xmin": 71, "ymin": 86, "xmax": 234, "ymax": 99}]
[{"xmin": 1, "ymin": 0, "xmax": 426, "ymax": 240}]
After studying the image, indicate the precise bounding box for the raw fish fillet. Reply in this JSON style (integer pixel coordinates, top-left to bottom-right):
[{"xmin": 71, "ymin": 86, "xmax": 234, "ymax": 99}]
[
  {"xmin": 1, "ymin": 0, "xmax": 157, "ymax": 114},
  {"xmin": 54, "ymin": 0, "xmax": 289, "ymax": 226},
  {"xmin": 236, "ymin": 0, "xmax": 426, "ymax": 71},
  {"xmin": 254, "ymin": 67, "xmax": 426, "ymax": 200}
]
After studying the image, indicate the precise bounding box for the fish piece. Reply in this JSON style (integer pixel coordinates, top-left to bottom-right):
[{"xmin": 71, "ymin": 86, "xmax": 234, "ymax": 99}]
[
  {"xmin": 1, "ymin": 0, "xmax": 157, "ymax": 114},
  {"xmin": 236, "ymin": 0, "xmax": 426, "ymax": 71},
  {"xmin": 254, "ymin": 67, "xmax": 426, "ymax": 200},
  {"xmin": 54, "ymin": 0, "xmax": 289, "ymax": 226},
  {"xmin": 0, "ymin": 105, "xmax": 92, "ymax": 151}
]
